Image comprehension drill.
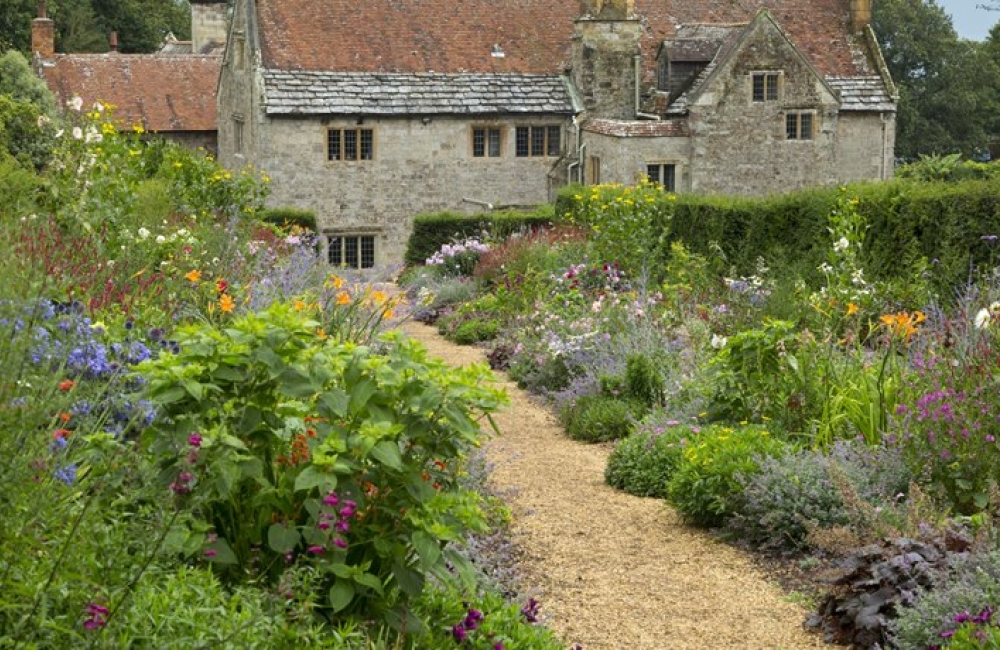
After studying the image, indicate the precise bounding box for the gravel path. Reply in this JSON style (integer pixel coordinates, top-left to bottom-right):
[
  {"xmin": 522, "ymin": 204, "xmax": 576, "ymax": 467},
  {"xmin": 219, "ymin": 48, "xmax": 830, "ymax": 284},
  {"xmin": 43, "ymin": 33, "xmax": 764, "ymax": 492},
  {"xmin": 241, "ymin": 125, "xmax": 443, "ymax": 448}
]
[{"xmin": 402, "ymin": 321, "xmax": 829, "ymax": 649}]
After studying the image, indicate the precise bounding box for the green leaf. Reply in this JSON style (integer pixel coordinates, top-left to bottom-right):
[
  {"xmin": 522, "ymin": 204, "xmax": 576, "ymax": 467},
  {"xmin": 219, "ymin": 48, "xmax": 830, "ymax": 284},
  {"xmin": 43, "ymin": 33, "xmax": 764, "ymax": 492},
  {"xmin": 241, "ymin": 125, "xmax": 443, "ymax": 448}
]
[
  {"xmin": 411, "ymin": 530, "xmax": 441, "ymax": 571},
  {"xmin": 267, "ymin": 523, "xmax": 301, "ymax": 554},
  {"xmin": 349, "ymin": 378, "xmax": 377, "ymax": 414},
  {"xmin": 154, "ymin": 386, "xmax": 186, "ymax": 404},
  {"xmin": 353, "ymin": 571, "xmax": 384, "ymax": 596},
  {"xmin": 392, "ymin": 562, "xmax": 425, "ymax": 597},
  {"xmin": 318, "ymin": 389, "xmax": 350, "ymax": 418},
  {"xmin": 294, "ymin": 465, "xmax": 335, "ymax": 492},
  {"xmin": 370, "ymin": 440, "xmax": 403, "ymax": 471},
  {"xmin": 212, "ymin": 364, "xmax": 244, "ymax": 383},
  {"xmin": 328, "ymin": 562, "xmax": 352, "ymax": 579},
  {"xmin": 181, "ymin": 379, "xmax": 204, "ymax": 401},
  {"xmin": 328, "ymin": 580, "xmax": 355, "ymax": 612},
  {"xmin": 205, "ymin": 538, "xmax": 238, "ymax": 565}
]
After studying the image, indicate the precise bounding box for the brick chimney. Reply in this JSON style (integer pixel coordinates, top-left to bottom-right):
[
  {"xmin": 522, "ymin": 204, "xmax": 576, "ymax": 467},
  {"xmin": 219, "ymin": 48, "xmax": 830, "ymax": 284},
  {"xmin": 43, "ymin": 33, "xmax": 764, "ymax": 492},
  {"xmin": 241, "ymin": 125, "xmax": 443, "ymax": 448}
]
[
  {"xmin": 109, "ymin": 31, "xmax": 118, "ymax": 53},
  {"xmin": 190, "ymin": 1, "xmax": 228, "ymax": 53},
  {"xmin": 850, "ymin": 0, "xmax": 872, "ymax": 32},
  {"xmin": 32, "ymin": 0, "xmax": 55, "ymax": 59},
  {"xmin": 573, "ymin": 0, "xmax": 642, "ymax": 118}
]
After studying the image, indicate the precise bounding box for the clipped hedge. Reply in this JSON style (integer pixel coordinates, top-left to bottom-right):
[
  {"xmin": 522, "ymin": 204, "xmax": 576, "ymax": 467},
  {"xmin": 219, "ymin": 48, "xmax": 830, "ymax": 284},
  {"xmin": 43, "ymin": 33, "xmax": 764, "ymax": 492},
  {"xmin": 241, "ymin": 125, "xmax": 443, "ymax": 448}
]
[
  {"xmin": 404, "ymin": 206, "xmax": 557, "ymax": 267},
  {"xmin": 557, "ymin": 178, "xmax": 1000, "ymax": 291},
  {"xmin": 259, "ymin": 206, "xmax": 317, "ymax": 231}
]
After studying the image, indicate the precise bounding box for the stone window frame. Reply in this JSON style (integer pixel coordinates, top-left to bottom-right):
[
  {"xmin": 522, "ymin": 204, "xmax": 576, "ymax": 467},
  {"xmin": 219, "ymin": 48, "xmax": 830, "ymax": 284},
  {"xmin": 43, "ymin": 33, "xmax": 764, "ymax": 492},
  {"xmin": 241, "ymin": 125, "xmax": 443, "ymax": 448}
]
[
  {"xmin": 784, "ymin": 110, "xmax": 816, "ymax": 141},
  {"xmin": 471, "ymin": 125, "xmax": 503, "ymax": 158},
  {"xmin": 645, "ymin": 161, "xmax": 678, "ymax": 192},
  {"xmin": 750, "ymin": 70, "xmax": 782, "ymax": 103},
  {"xmin": 514, "ymin": 124, "xmax": 562, "ymax": 157},
  {"xmin": 232, "ymin": 113, "xmax": 244, "ymax": 154},
  {"xmin": 326, "ymin": 126, "xmax": 376, "ymax": 162},
  {"xmin": 232, "ymin": 30, "xmax": 246, "ymax": 71},
  {"xmin": 326, "ymin": 231, "xmax": 378, "ymax": 269}
]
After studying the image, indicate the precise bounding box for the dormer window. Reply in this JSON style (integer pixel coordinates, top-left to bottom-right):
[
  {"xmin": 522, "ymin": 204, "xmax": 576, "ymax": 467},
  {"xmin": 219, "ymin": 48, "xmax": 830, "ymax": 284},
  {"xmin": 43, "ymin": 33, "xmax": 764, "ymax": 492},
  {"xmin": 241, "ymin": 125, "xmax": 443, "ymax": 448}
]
[{"xmin": 752, "ymin": 71, "xmax": 780, "ymax": 102}]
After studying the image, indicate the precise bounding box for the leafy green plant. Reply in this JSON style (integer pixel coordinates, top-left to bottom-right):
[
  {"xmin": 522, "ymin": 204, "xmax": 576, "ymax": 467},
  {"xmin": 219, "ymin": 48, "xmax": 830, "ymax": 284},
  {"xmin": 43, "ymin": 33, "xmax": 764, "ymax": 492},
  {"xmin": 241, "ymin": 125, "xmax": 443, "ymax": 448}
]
[
  {"xmin": 561, "ymin": 394, "xmax": 644, "ymax": 443},
  {"xmin": 138, "ymin": 301, "xmax": 507, "ymax": 624},
  {"xmin": 624, "ymin": 353, "xmax": 666, "ymax": 408},
  {"xmin": 667, "ymin": 424, "xmax": 789, "ymax": 527},
  {"xmin": 605, "ymin": 422, "xmax": 693, "ymax": 497}
]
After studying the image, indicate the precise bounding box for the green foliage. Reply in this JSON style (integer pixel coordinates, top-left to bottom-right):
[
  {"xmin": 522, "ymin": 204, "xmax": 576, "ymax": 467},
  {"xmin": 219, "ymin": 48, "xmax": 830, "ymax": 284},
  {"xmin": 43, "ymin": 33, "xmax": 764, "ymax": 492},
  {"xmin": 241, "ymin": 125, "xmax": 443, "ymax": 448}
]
[
  {"xmin": 624, "ymin": 353, "xmax": 666, "ymax": 408},
  {"xmin": 561, "ymin": 394, "xmax": 645, "ymax": 443},
  {"xmin": 0, "ymin": 49, "xmax": 56, "ymax": 112},
  {"xmin": 448, "ymin": 317, "xmax": 500, "ymax": 345},
  {"xmin": 261, "ymin": 206, "xmax": 318, "ymax": 232},
  {"xmin": 605, "ymin": 422, "xmax": 693, "ymax": 498},
  {"xmin": 138, "ymin": 302, "xmax": 507, "ymax": 621},
  {"xmin": 437, "ymin": 293, "xmax": 503, "ymax": 344},
  {"xmin": 404, "ymin": 207, "xmax": 556, "ymax": 267},
  {"xmin": 0, "ymin": 94, "xmax": 57, "ymax": 169},
  {"xmin": 0, "ymin": 156, "xmax": 39, "ymax": 218},
  {"xmin": 667, "ymin": 424, "xmax": 789, "ymax": 527}
]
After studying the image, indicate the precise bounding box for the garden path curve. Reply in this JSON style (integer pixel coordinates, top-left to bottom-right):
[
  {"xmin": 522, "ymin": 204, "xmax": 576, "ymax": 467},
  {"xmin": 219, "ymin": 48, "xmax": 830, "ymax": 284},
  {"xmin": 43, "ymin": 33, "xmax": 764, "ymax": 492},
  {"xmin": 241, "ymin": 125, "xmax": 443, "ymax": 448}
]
[{"xmin": 401, "ymin": 321, "xmax": 828, "ymax": 650}]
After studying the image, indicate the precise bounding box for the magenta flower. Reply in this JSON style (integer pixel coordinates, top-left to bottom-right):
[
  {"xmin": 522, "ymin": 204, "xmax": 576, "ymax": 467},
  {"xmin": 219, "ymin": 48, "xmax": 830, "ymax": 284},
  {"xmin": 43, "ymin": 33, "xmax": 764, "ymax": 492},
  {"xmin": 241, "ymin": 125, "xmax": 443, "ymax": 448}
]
[
  {"xmin": 188, "ymin": 432, "xmax": 202, "ymax": 447},
  {"xmin": 204, "ymin": 549, "xmax": 217, "ymax": 558},
  {"xmin": 333, "ymin": 538, "xmax": 347, "ymax": 549},
  {"xmin": 451, "ymin": 624, "xmax": 468, "ymax": 642},
  {"xmin": 323, "ymin": 492, "xmax": 339, "ymax": 506},
  {"xmin": 308, "ymin": 545, "xmax": 325, "ymax": 555},
  {"xmin": 318, "ymin": 521, "xmax": 331, "ymax": 531},
  {"xmin": 83, "ymin": 603, "xmax": 109, "ymax": 630}
]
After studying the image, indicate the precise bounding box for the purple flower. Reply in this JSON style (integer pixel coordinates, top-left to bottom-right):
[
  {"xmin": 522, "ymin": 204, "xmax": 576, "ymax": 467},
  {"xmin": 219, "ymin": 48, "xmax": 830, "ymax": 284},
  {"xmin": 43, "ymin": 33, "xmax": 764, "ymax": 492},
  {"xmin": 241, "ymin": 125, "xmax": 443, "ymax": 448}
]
[
  {"xmin": 82, "ymin": 602, "xmax": 109, "ymax": 630},
  {"xmin": 318, "ymin": 521, "xmax": 331, "ymax": 531},
  {"xmin": 335, "ymin": 520, "xmax": 350, "ymax": 533},
  {"xmin": 307, "ymin": 545, "xmax": 325, "ymax": 555},
  {"xmin": 204, "ymin": 549, "xmax": 217, "ymax": 558},
  {"xmin": 333, "ymin": 538, "xmax": 347, "ymax": 549},
  {"xmin": 54, "ymin": 463, "xmax": 77, "ymax": 485},
  {"xmin": 322, "ymin": 492, "xmax": 339, "ymax": 506},
  {"xmin": 463, "ymin": 609, "xmax": 483, "ymax": 631},
  {"xmin": 521, "ymin": 597, "xmax": 540, "ymax": 623},
  {"xmin": 188, "ymin": 432, "xmax": 202, "ymax": 447},
  {"xmin": 451, "ymin": 624, "xmax": 468, "ymax": 643}
]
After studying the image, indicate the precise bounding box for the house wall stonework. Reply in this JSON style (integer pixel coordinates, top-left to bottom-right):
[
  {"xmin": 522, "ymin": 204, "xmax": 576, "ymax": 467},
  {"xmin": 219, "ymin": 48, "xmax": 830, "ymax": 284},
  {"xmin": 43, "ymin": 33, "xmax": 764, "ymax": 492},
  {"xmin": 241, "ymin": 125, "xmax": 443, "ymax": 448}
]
[
  {"xmin": 835, "ymin": 112, "xmax": 895, "ymax": 182},
  {"xmin": 583, "ymin": 132, "xmax": 690, "ymax": 188},
  {"xmin": 253, "ymin": 116, "xmax": 568, "ymax": 268}
]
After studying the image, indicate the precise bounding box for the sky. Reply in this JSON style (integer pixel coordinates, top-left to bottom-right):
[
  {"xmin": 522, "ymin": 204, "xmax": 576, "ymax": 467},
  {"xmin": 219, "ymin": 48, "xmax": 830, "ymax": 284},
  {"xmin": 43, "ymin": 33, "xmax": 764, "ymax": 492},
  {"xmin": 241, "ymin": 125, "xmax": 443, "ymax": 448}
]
[{"xmin": 936, "ymin": 0, "xmax": 999, "ymax": 41}]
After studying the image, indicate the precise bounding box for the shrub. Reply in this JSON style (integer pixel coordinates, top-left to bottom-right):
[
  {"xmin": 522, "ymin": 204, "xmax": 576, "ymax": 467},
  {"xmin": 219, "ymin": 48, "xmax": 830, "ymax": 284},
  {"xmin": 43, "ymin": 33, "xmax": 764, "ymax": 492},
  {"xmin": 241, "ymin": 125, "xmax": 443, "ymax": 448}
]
[
  {"xmin": 624, "ymin": 353, "xmax": 666, "ymax": 408},
  {"xmin": 138, "ymin": 302, "xmax": 507, "ymax": 622},
  {"xmin": 260, "ymin": 206, "xmax": 318, "ymax": 232},
  {"xmin": 605, "ymin": 421, "xmax": 693, "ymax": 498},
  {"xmin": 667, "ymin": 424, "xmax": 789, "ymax": 527},
  {"xmin": 404, "ymin": 208, "xmax": 556, "ymax": 268},
  {"xmin": 449, "ymin": 317, "xmax": 500, "ymax": 345},
  {"xmin": 561, "ymin": 394, "xmax": 645, "ymax": 443}
]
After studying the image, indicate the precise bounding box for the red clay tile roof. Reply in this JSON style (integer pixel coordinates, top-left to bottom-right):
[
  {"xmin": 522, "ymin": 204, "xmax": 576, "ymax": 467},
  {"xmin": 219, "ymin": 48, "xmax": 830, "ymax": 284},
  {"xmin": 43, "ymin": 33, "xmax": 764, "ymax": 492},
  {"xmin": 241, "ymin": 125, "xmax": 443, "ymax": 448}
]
[
  {"xmin": 41, "ymin": 54, "xmax": 220, "ymax": 132},
  {"xmin": 583, "ymin": 117, "xmax": 689, "ymax": 137},
  {"xmin": 254, "ymin": 0, "xmax": 875, "ymax": 79}
]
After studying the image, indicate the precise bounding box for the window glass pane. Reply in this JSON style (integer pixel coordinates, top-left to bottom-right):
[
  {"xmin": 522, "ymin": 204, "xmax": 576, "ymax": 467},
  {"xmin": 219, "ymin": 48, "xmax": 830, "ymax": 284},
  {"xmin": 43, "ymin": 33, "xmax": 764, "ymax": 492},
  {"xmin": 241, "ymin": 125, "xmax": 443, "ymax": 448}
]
[
  {"xmin": 473, "ymin": 128, "xmax": 485, "ymax": 157},
  {"xmin": 488, "ymin": 129, "xmax": 501, "ymax": 157},
  {"xmin": 531, "ymin": 127, "xmax": 545, "ymax": 156},
  {"xmin": 664, "ymin": 164, "xmax": 676, "ymax": 192},
  {"xmin": 345, "ymin": 237, "xmax": 359, "ymax": 269},
  {"xmin": 515, "ymin": 127, "xmax": 529, "ymax": 157},
  {"xmin": 800, "ymin": 113, "xmax": 813, "ymax": 140},
  {"xmin": 547, "ymin": 126, "xmax": 561, "ymax": 156},
  {"xmin": 327, "ymin": 236, "xmax": 343, "ymax": 265},
  {"xmin": 752, "ymin": 74, "xmax": 764, "ymax": 102},
  {"xmin": 786, "ymin": 114, "xmax": 798, "ymax": 139},
  {"xmin": 328, "ymin": 130, "xmax": 341, "ymax": 161},
  {"xmin": 344, "ymin": 130, "xmax": 358, "ymax": 160},
  {"xmin": 360, "ymin": 129, "xmax": 373, "ymax": 160},
  {"xmin": 360, "ymin": 236, "xmax": 375, "ymax": 269},
  {"xmin": 767, "ymin": 74, "xmax": 779, "ymax": 101},
  {"xmin": 646, "ymin": 164, "xmax": 660, "ymax": 185}
]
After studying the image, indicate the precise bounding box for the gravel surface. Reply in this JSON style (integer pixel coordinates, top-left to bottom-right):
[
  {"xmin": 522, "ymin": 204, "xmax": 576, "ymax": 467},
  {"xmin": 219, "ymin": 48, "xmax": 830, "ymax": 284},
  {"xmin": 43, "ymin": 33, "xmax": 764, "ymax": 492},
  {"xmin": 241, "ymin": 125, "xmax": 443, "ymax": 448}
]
[{"xmin": 402, "ymin": 321, "xmax": 830, "ymax": 649}]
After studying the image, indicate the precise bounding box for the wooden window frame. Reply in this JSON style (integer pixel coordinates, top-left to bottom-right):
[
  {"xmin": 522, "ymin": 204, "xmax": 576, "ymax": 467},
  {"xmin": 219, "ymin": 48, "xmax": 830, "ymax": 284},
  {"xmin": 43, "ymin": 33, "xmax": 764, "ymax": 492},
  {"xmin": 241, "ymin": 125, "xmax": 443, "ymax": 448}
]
[
  {"xmin": 645, "ymin": 162, "xmax": 677, "ymax": 192},
  {"xmin": 471, "ymin": 126, "xmax": 503, "ymax": 158},
  {"xmin": 327, "ymin": 233, "xmax": 377, "ymax": 269},
  {"xmin": 515, "ymin": 125, "xmax": 562, "ymax": 157},
  {"xmin": 751, "ymin": 71, "xmax": 781, "ymax": 102},
  {"xmin": 326, "ymin": 127, "xmax": 375, "ymax": 162},
  {"xmin": 785, "ymin": 111, "xmax": 815, "ymax": 140}
]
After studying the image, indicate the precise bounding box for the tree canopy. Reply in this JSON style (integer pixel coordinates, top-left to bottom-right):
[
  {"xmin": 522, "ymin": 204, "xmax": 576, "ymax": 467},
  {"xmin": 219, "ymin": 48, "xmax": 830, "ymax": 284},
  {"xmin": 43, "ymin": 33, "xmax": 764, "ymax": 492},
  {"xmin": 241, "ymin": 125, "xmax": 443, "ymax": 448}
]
[
  {"xmin": 873, "ymin": 0, "xmax": 1000, "ymax": 159},
  {"xmin": 0, "ymin": 0, "xmax": 192, "ymax": 55}
]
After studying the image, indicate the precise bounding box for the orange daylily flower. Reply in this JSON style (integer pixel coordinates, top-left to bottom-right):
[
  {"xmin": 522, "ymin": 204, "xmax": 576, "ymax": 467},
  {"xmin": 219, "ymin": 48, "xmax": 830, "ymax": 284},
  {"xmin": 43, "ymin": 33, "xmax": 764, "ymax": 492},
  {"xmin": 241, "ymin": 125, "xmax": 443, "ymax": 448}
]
[
  {"xmin": 294, "ymin": 299, "xmax": 306, "ymax": 311},
  {"xmin": 880, "ymin": 311, "xmax": 923, "ymax": 343},
  {"xmin": 328, "ymin": 274, "xmax": 345, "ymax": 289},
  {"xmin": 336, "ymin": 290, "xmax": 351, "ymax": 305},
  {"xmin": 59, "ymin": 379, "xmax": 75, "ymax": 391},
  {"xmin": 219, "ymin": 293, "xmax": 235, "ymax": 313},
  {"xmin": 185, "ymin": 269, "xmax": 202, "ymax": 283}
]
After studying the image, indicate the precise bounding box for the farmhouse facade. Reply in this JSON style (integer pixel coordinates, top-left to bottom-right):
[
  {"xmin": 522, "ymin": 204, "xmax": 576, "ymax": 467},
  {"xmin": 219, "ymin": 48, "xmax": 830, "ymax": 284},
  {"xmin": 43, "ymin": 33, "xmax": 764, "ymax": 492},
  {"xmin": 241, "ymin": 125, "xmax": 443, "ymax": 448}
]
[{"xmin": 217, "ymin": 0, "xmax": 896, "ymax": 270}]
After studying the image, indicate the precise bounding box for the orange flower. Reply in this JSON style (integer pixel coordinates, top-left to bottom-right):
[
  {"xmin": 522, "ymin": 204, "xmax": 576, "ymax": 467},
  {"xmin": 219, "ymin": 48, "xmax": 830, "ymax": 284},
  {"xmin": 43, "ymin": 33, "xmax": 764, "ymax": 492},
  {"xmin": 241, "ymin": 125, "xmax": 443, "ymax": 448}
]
[
  {"xmin": 880, "ymin": 311, "xmax": 922, "ymax": 343},
  {"xmin": 59, "ymin": 412, "xmax": 71, "ymax": 423},
  {"xmin": 846, "ymin": 302, "xmax": 859, "ymax": 316},
  {"xmin": 316, "ymin": 327, "xmax": 328, "ymax": 339},
  {"xmin": 185, "ymin": 269, "xmax": 202, "ymax": 283},
  {"xmin": 382, "ymin": 309, "xmax": 395, "ymax": 320},
  {"xmin": 371, "ymin": 290, "xmax": 388, "ymax": 305},
  {"xmin": 219, "ymin": 293, "xmax": 235, "ymax": 313},
  {"xmin": 294, "ymin": 299, "xmax": 306, "ymax": 311},
  {"xmin": 58, "ymin": 379, "xmax": 75, "ymax": 391},
  {"xmin": 336, "ymin": 290, "xmax": 351, "ymax": 305},
  {"xmin": 328, "ymin": 274, "xmax": 344, "ymax": 289},
  {"xmin": 53, "ymin": 428, "xmax": 72, "ymax": 439}
]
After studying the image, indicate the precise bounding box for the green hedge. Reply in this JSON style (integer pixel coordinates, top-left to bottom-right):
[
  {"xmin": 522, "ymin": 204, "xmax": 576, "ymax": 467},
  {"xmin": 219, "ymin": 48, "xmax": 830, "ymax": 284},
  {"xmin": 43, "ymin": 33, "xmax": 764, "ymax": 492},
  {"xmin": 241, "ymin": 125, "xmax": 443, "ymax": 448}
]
[
  {"xmin": 259, "ymin": 206, "xmax": 317, "ymax": 231},
  {"xmin": 557, "ymin": 178, "xmax": 1000, "ymax": 291},
  {"xmin": 404, "ymin": 206, "xmax": 557, "ymax": 266}
]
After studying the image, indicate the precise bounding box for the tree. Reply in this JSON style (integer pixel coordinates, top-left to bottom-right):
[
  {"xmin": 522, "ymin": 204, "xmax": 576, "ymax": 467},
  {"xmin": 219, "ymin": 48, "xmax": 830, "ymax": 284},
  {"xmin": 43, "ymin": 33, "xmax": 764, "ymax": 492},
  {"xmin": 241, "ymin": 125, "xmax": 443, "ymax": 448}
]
[
  {"xmin": 873, "ymin": 0, "xmax": 1000, "ymax": 159},
  {"xmin": 0, "ymin": 48, "xmax": 56, "ymax": 112}
]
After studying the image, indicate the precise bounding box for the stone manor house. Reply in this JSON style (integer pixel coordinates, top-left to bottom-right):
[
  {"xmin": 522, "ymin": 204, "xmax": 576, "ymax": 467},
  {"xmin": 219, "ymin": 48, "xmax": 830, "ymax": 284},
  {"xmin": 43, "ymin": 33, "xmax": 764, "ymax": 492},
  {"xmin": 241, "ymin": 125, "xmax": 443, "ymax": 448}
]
[{"xmin": 214, "ymin": 0, "xmax": 897, "ymax": 270}]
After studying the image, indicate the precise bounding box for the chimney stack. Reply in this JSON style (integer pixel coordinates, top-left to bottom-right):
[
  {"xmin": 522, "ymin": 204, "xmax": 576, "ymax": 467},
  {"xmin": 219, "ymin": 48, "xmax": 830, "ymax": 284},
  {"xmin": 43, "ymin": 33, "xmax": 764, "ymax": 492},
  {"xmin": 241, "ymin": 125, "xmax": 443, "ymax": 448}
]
[
  {"xmin": 31, "ymin": 0, "xmax": 55, "ymax": 59},
  {"xmin": 580, "ymin": 0, "xmax": 635, "ymax": 19},
  {"xmin": 190, "ymin": 1, "xmax": 228, "ymax": 53},
  {"xmin": 850, "ymin": 0, "xmax": 872, "ymax": 32},
  {"xmin": 109, "ymin": 31, "xmax": 118, "ymax": 52}
]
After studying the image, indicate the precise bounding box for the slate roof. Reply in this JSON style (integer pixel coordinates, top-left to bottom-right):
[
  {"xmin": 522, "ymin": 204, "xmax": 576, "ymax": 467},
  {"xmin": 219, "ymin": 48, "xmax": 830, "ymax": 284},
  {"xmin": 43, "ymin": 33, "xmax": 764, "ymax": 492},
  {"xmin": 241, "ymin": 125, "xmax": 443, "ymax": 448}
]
[
  {"xmin": 41, "ymin": 54, "xmax": 220, "ymax": 131},
  {"xmin": 827, "ymin": 76, "xmax": 896, "ymax": 112},
  {"xmin": 262, "ymin": 71, "xmax": 574, "ymax": 115}
]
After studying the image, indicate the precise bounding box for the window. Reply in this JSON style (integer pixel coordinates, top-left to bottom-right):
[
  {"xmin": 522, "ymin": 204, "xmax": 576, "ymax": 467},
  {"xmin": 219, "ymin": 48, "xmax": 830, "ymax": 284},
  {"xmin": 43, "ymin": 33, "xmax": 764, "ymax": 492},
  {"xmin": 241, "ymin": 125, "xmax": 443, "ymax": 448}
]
[
  {"xmin": 752, "ymin": 72, "xmax": 780, "ymax": 102},
  {"xmin": 515, "ymin": 125, "xmax": 561, "ymax": 157},
  {"xmin": 327, "ymin": 128, "xmax": 374, "ymax": 161},
  {"xmin": 328, "ymin": 235, "xmax": 376, "ymax": 269},
  {"xmin": 646, "ymin": 163, "xmax": 676, "ymax": 192},
  {"xmin": 232, "ymin": 116, "xmax": 244, "ymax": 154},
  {"xmin": 785, "ymin": 112, "xmax": 814, "ymax": 140},
  {"xmin": 472, "ymin": 127, "xmax": 502, "ymax": 157}
]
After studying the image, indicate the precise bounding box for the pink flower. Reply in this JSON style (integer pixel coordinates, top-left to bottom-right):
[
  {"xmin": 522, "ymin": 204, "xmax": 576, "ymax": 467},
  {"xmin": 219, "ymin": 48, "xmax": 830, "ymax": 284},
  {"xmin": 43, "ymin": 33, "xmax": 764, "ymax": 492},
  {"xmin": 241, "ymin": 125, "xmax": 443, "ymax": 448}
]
[
  {"xmin": 308, "ymin": 545, "xmax": 325, "ymax": 555},
  {"xmin": 333, "ymin": 538, "xmax": 347, "ymax": 549},
  {"xmin": 204, "ymin": 549, "xmax": 217, "ymax": 558},
  {"xmin": 188, "ymin": 432, "xmax": 203, "ymax": 447}
]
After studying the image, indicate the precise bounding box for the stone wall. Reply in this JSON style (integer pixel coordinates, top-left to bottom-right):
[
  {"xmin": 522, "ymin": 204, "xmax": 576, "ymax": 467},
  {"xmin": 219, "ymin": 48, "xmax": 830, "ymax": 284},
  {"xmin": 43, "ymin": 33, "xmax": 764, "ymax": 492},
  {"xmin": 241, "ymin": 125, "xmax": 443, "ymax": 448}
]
[
  {"xmin": 255, "ymin": 115, "xmax": 568, "ymax": 268},
  {"xmin": 192, "ymin": 2, "xmax": 228, "ymax": 53},
  {"xmin": 835, "ymin": 112, "xmax": 895, "ymax": 182},
  {"xmin": 571, "ymin": 18, "xmax": 641, "ymax": 119},
  {"xmin": 583, "ymin": 131, "xmax": 690, "ymax": 188}
]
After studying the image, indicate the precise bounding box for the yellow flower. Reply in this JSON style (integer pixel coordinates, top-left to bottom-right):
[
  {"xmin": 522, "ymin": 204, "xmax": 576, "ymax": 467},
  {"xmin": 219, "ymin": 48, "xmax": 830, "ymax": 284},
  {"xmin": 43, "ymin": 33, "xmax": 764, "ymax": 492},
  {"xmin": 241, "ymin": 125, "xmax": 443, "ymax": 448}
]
[
  {"xmin": 101, "ymin": 122, "xmax": 116, "ymax": 135},
  {"xmin": 371, "ymin": 290, "xmax": 388, "ymax": 305},
  {"xmin": 132, "ymin": 124, "xmax": 145, "ymax": 135},
  {"xmin": 294, "ymin": 299, "xmax": 306, "ymax": 311},
  {"xmin": 185, "ymin": 269, "xmax": 202, "ymax": 283},
  {"xmin": 383, "ymin": 308, "xmax": 395, "ymax": 320},
  {"xmin": 847, "ymin": 302, "xmax": 859, "ymax": 316},
  {"xmin": 328, "ymin": 274, "xmax": 344, "ymax": 289},
  {"xmin": 219, "ymin": 294, "xmax": 235, "ymax": 313},
  {"xmin": 336, "ymin": 291, "xmax": 351, "ymax": 305},
  {"xmin": 316, "ymin": 327, "xmax": 327, "ymax": 340}
]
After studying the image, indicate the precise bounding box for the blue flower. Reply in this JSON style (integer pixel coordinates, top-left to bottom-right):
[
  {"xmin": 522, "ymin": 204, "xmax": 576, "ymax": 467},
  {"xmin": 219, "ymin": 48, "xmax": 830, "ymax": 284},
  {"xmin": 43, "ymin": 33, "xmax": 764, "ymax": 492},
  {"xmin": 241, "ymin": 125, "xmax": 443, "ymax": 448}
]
[{"xmin": 54, "ymin": 463, "xmax": 77, "ymax": 485}]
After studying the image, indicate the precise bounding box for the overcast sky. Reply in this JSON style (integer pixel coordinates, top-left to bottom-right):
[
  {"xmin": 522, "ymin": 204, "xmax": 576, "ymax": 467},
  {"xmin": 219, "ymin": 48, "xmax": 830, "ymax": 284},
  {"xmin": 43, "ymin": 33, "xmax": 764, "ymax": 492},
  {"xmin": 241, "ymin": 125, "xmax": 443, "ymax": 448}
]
[{"xmin": 936, "ymin": 0, "xmax": 999, "ymax": 41}]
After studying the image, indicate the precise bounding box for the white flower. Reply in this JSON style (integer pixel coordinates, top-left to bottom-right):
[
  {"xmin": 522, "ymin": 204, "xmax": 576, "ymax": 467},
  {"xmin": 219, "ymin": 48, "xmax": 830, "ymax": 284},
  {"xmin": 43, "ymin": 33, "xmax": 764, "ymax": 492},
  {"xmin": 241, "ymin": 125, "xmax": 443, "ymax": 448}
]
[
  {"xmin": 852, "ymin": 269, "xmax": 866, "ymax": 286},
  {"xmin": 54, "ymin": 129, "xmax": 64, "ymax": 138},
  {"xmin": 137, "ymin": 227, "xmax": 151, "ymax": 240},
  {"xmin": 92, "ymin": 101, "xmax": 104, "ymax": 113},
  {"xmin": 68, "ymin": 96, "xmax": 83, "ymax": 111},
  {"xmin": 155, "ymin": 235, "xmax": 166, "ymax": 244},
  {"xmin": 711, "ymin": 334, "xmax": 728, "ymax": 350},
  {"xmin": 85, "ymin": 127, "xmax": 102, "ymax": 144},
  {"xmin": 833, "ymin": 237, "xmax": 850, "ymax": 253},
  {"xmin": 818, "ymin": 262, "xmax": 833, "ymax": 274},
  {"xmin": 976, "ymin": 308, "xmax": 992, "ymax": 330},
  {"xmin": 36, "ymin": 114, "xmax": 50, "ymax": 128},
  {"xmin": 71, "ymin": 127, "xmax": 83, "ymax": 140}
]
